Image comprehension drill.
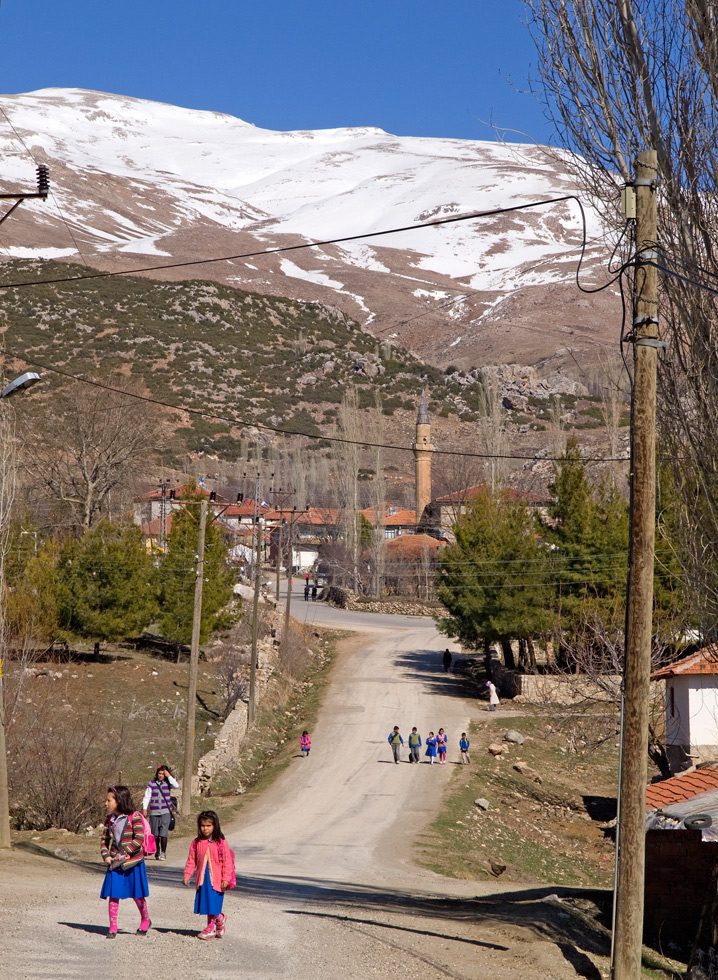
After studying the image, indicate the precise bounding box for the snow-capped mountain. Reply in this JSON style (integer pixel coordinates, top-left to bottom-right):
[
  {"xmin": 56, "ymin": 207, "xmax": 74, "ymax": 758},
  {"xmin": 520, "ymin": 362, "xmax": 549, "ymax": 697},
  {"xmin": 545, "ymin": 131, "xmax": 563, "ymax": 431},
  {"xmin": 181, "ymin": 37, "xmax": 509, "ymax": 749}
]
[{"xmin": 0, "ymin": 88, "xmax": 618, "ymax": 373}]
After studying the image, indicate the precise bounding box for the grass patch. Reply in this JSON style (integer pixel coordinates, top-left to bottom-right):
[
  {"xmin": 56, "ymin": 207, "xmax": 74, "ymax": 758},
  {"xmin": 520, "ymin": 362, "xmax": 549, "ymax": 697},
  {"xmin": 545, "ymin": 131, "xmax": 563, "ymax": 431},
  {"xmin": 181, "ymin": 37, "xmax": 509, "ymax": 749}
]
[{"xmin": 416, "ymin": 713, "xmax": 617, "ymax": 887}]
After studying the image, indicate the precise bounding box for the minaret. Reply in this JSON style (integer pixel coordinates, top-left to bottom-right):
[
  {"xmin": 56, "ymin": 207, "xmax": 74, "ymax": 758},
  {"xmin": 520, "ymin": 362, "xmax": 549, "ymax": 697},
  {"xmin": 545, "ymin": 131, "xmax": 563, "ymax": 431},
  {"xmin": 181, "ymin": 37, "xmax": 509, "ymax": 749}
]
[{"xmin": 413, "ymin": 389, "xmax": 434, "ymax": 527}]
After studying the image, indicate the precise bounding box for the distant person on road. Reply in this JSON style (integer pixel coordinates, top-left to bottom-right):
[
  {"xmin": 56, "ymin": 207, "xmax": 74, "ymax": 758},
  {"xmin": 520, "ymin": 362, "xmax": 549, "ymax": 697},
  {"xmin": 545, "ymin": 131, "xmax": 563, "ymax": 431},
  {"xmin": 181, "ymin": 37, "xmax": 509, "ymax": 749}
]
[
  {"xmin": 437, "ymin": 728, "xmax": 447, "ymax": 764},
  {"xmin": 442, "ymin": 649, "xmax": 452, "ymax": 673},
  {"xmin": 425, "ymin": 732, "xmax": 437, "ymax": 763},
  {"xmin": 304, "ymin": 583, "xmax": 310, "ymax": 601},
  {"xmin": 388, "ymin": 726, "xmax": 403, "ymax": 764},
  {"xmin": 300, "ymin": 730, "xmax": 311, "ymax": 757},
  {"xmin": 408, "ymin": 727, "xmax": 422, "ymax": 763},
  {"xmin": 487, "ymin": 681, "xmax": 500, "ymax": 711},
  {"xmin": 459, "ymin": 733, "xmax": 471, "ymax": 764},
  {"xmin": 183, "ymin": 810, "xmax": 234, "ymax": 940},
  {"xmin": 311, "ymin": 584, "xmax": 317, "ymax": 601},
  {"xmin": 100, "ymin": 785, "xmax": 151, "ymax": 939},
  {"xmin": 142, "ymin": 765, "xmax": 178, "ymax": 861}
]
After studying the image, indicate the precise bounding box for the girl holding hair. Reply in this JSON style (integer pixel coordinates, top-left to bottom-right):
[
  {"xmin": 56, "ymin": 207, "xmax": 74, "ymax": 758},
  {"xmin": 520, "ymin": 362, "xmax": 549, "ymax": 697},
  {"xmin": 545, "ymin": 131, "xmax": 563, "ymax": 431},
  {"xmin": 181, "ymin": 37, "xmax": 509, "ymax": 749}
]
[
  {"xmin": 425, "ymin": 732, "xmax": 437, "ymax": 763},
  {"xmin": 437, "ymin": 728, "xmax": 447, "ymax": 764},
  {"xmin": 183, "ymin": 810, "xmax": 234, "ymax": 939},
  {"xmin": 100, "ymin": 786, "xmax": 151, "ymax": 939},
  {"xmin": 142, "ymin": 764, "xmax": 179, "ymax": 860}
]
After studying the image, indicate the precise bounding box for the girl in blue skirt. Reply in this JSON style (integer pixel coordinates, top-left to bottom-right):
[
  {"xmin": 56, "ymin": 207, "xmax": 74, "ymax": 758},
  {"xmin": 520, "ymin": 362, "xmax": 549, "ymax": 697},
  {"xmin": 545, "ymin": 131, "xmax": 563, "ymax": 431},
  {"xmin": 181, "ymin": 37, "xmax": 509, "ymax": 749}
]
[
  {"xmin": 100, "ymin": 786, "xmax": 151, "ymax": 938},
  {"xmin": 183, "ymin": 810, "xmax": 234, "ymax": 939}
]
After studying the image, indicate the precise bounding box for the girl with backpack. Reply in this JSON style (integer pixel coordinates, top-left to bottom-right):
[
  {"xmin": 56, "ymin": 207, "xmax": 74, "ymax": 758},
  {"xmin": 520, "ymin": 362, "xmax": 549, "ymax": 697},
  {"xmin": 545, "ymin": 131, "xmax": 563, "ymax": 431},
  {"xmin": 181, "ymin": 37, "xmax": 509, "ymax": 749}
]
[
  {"xmin": 437, "ymin": 728, "xmax": 448, "ymax": 764},
  {"xmin": 183, "ymin": 810, "xmax": 235, "ymax": 939},
  {"xmin": 100, "ymin": 786, "xmax": 151, "ymax": 938}
]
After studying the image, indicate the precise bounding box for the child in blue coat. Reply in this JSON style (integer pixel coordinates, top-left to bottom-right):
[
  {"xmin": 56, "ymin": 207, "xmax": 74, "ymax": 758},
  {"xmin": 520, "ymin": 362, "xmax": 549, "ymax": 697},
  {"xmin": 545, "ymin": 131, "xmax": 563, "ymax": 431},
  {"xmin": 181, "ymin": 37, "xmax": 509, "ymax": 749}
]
[
  {"xmin": 459, "ymin": 733, "xmax": 471, "ymax": 764},
  {"xmin": 425, "ymin": 732, "xmax": 437, "ymax": 763}
]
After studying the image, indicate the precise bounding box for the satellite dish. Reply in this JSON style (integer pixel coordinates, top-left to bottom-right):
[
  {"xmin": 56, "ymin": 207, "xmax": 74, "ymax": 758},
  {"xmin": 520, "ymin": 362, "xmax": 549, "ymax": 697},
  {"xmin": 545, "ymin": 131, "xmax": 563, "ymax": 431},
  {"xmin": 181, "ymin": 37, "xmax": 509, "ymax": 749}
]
[{"xmin": 0, "ymin": 372, "xmax": 41, "ymax": 399}]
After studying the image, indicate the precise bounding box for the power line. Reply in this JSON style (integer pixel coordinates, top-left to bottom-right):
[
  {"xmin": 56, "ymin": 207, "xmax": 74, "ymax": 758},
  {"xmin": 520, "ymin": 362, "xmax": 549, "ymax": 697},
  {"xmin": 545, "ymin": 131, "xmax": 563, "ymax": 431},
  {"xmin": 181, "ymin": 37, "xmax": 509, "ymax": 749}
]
[
  {"xmin": 0, "ymin": 196, "xmax": 577, "ymax": 291},
  {"xmin": 3, "ymin": 341, "xmax": 631, "ymax": 465}
]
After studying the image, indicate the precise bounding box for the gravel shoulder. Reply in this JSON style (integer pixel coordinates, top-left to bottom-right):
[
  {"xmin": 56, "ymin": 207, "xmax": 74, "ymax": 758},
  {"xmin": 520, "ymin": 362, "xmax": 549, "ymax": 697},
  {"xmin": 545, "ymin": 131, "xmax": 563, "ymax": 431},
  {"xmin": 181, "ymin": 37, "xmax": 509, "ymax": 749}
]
[{"xmin": 0, "ymin": 618, "xmax": 607, "ymax": 980}]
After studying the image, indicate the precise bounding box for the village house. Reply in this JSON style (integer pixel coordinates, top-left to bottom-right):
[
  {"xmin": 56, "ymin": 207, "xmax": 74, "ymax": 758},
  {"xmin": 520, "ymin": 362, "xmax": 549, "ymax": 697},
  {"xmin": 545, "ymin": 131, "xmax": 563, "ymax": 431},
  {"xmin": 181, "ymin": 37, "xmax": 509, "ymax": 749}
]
[{"xmin": 652, "ymin": 645, "xmax": 718, "ymax": 773}]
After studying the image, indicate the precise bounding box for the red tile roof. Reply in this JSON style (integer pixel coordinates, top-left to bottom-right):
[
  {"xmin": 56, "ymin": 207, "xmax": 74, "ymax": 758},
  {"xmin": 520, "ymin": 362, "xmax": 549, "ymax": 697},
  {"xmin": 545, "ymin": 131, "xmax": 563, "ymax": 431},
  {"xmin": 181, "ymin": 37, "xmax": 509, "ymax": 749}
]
[
  {"xmin": 652, "ymin": 645, "xmax": 718, "ymax": 679},
  {"xmin": 645, "ymin": 764, "xmax": 718, "ymax": 810},
  {"xmin": 361, "ymin": 504, "xmax": 417, "ymax": 527}
]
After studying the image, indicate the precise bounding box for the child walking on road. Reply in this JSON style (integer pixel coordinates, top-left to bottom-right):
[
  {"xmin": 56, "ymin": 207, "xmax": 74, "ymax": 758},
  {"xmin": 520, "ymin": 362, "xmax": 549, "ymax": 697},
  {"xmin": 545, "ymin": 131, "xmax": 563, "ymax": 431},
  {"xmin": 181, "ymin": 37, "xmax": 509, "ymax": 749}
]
[
  {"xmin": 437, "ymin": 728, "xmax": 447, "ymax": 764},
  {"xmin": 300, "ymin": 731, "xmax": 311, "ymax": 757},
  {"xmin": 408, "ymin": 727, "xmax": 422, "ymax": 763},
  {"xmin": 459, "ymin": 733, "xmax": 471, "ymax": 764},
  {"xmin": 388, "ymin": 726, "xmax": 404, "ymax": 763},
  {"xmin": 183, "ymin": 810, "xmax": 234, "ymax": 939},
  {"xmin": 100, "ymin": 786, "xmax": 151, "ymax": 939},
  {"xmin": 425, "ymin": 732, "xmax": 437, "ymax": 763}
]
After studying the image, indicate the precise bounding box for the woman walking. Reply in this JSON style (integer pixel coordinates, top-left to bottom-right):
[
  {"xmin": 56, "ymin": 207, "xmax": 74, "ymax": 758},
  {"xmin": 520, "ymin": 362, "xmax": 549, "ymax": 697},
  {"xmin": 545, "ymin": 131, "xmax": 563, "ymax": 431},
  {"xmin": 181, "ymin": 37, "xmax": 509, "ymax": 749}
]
[
  {"xmin": 142, "ymin": 764, "xmax": 178, "ymax": 860},
  {"xmin": 100, "ymin": 786, "xmax": 151, "ymax": 939}
]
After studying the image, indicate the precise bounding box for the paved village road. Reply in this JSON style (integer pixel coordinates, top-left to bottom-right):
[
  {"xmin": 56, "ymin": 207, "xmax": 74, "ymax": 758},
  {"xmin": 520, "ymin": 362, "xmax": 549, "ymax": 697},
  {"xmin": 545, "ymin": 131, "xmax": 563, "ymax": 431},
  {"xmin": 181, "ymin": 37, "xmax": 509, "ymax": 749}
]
[{"xmin": 0, "ymin": 613, "xmax": 602, "ymax": 980}]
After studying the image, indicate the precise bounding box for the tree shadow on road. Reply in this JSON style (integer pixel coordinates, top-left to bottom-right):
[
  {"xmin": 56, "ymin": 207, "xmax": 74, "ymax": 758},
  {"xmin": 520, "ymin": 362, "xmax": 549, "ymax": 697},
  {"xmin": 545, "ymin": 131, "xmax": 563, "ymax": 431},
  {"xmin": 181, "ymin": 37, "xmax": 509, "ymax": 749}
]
[
  {"xmin": 395, "ymin": 649, "xmax": 481, "ymax": 702},
  {"xmin": 226, "ymin": 873, "xmax": 606, "ymax": 980}
]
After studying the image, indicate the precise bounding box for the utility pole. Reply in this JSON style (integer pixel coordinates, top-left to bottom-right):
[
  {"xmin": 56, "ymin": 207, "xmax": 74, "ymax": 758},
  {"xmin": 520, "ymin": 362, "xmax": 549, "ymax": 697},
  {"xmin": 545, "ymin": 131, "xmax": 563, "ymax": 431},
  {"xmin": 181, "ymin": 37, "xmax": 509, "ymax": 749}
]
[
  {"xmin": 181, "ymin": 498, "xmax": 208, "ymax": 817},
  {"xmin": 612, "ymin": 149, "xmax": 660, "ymax": 980},
  {"xmin": 0, "ymin": 168, "xmax": 49, "ymax": 848},
  {"xmin": 248, "ymin": 514, "xmax": 262, "ymax": 725},
  {"xmin": 271, "ymin": 486, "xmax": 295, "ymax": 601},
  {"xmin": 284, "ymin": 510, "xmax": 296, "ymax": 639}
]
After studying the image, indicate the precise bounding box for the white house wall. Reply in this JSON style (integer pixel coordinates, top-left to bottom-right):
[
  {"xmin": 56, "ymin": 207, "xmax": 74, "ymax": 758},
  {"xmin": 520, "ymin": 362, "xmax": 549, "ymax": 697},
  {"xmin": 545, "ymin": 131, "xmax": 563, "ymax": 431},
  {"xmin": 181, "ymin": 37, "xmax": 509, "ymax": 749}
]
[{"xmin": 688, "ymin": 676, "xmax": 718, "ymax": 754}]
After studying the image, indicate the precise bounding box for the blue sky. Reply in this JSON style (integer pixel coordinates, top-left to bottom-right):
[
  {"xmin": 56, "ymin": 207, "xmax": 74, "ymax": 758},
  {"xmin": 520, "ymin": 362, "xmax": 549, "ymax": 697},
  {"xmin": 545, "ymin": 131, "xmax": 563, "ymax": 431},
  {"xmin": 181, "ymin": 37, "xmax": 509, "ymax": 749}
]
[{"xmin": 0, "ymin": 1, "xmax": 551, "ymax": 143}]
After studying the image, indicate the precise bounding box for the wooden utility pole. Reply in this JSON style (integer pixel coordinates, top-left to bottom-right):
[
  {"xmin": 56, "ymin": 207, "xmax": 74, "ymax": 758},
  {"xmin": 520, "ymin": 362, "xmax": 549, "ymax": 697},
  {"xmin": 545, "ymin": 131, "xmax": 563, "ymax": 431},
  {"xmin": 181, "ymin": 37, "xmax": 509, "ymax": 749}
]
[
  {"xmin": 181, "ymin": 498, "xmax": 208, "ymax": 817},
  {"xmin": 284, "ymin": 513, "xmax": 295, "ymax": 639},
  {"xmin": 248, "ymin": 517, "xmax": 263, "ymax": 725},
  {"xmin": 612, "ymin": 150, "xmax": 660, "ymax": 980}
]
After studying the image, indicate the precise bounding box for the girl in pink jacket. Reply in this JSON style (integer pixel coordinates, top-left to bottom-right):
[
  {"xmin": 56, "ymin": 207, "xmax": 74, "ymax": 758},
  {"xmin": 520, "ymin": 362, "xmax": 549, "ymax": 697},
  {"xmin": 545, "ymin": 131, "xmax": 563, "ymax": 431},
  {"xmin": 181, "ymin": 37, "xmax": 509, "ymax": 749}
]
[{"xmin": 183, "ymin": 810, "xmax": 234, "ymax": 939}]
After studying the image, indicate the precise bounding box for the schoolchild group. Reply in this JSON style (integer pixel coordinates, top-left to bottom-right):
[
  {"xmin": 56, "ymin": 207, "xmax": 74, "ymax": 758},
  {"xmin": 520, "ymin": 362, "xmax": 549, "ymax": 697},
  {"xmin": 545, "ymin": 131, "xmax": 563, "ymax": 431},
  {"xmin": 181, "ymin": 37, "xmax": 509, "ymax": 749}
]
[
  {"xmin": 100, "ymin": 781, "xmax": 236, "ymax": 941},
  {"xmin": 387, "ymin": 726, "xmax": 471, "ymax": 765}
]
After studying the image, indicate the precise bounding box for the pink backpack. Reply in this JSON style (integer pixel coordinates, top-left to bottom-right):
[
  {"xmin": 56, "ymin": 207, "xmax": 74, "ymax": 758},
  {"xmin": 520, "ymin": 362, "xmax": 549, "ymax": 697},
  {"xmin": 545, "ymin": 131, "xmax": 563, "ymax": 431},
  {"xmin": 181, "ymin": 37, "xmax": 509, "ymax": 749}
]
[
  {"xmin": 218, "ymin": 839, "xmax": 236, "ymax": 889},
  {"xmin": 134, "ymin": 811, "xmax": 157, "ymax": 857}
]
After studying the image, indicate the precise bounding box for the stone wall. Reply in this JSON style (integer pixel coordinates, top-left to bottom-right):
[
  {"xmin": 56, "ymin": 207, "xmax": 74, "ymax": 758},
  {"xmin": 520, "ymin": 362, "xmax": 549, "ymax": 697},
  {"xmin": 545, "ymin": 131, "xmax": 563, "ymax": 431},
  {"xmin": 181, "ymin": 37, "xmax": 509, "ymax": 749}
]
[{"xmin": 195, "ymin": 602, "xmax": 284, "ymax": 794}]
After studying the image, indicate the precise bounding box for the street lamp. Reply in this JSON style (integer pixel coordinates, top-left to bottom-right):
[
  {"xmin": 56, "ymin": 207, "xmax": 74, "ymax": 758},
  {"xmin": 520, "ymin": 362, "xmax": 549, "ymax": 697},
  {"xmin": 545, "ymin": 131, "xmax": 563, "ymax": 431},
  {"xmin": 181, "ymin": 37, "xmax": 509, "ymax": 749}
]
[{"xmin": 0, "ymin": 371, "xmax": 42, "ymax": 848}]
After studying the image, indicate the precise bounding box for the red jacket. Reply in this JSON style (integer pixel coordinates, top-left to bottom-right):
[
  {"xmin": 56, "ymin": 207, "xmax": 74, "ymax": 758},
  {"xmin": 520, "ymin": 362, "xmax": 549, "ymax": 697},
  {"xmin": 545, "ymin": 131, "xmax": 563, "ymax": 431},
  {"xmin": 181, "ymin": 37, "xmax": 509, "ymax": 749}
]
[{"xmin": 184, "ymin": 838, "xmax": 233, "ymax": 890}]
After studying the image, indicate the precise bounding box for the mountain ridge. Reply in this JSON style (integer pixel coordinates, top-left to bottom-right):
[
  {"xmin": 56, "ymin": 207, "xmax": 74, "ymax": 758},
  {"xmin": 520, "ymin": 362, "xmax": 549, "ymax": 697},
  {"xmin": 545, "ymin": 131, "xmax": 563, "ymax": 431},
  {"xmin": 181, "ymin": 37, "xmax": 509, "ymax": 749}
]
[{"xmin": 0, "ymin": 88, "xmax": 619, "ymax": 378}]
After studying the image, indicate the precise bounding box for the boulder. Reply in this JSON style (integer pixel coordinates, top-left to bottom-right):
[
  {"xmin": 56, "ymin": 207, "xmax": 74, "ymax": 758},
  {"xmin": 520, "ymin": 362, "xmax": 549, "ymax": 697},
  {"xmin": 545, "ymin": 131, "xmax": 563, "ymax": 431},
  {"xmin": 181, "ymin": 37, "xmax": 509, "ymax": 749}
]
[
  {"xmin": 488, "ymin": 743, "xmax": 505, "ymax": 756},
  {"xmin": 504, "ymin": 730, "xmax": 525, "ymax": 745},
  {"xmin": 473, "ymin": 798, "xmax": 492, "ymax": 810}
]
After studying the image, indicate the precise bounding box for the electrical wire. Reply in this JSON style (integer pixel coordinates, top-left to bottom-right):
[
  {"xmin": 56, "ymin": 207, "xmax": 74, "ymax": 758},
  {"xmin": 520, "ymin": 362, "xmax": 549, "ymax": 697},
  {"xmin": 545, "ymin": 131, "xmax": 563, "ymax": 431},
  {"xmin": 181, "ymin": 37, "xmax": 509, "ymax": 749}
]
[{"xmin": 2, "ymin": 340, "xmax": 631, "ymax": 464}]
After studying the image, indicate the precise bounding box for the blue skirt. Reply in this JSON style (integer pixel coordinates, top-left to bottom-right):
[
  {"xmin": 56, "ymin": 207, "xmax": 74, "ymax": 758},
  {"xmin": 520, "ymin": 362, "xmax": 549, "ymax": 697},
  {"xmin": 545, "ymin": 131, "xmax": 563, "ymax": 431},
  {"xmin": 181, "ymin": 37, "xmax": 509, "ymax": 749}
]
[
  {"xmin": 194, "ymin": 882, "xmax": 224, "ymax": 915},
  {"xmin": 100, "ymin": 861, "xmax": 149, "ymax": 900}
]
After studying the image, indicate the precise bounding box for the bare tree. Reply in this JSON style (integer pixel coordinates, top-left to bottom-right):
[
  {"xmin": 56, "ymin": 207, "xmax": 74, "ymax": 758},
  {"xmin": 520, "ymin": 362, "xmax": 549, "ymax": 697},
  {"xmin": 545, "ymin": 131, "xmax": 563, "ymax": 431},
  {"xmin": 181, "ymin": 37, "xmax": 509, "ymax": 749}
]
[
  {"xmin": 525, "ymin": 0, "xmax": 718, "ymax": 632},
  {"xmin": 21, "ymin": 383, "xmax": 162, "ymax": 529}
]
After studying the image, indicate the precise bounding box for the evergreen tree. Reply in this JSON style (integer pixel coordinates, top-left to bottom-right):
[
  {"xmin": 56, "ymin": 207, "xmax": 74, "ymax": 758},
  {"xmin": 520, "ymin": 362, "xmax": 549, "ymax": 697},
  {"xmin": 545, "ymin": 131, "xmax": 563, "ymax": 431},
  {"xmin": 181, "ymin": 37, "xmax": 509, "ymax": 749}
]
[
  {"xmin": 436, "ymin": 487, "xmax": 553, "ymax": 658},
  {"xmin": 56, "ymin": 521, "xmax": 158, "ymax": 648},
  {"xmin": 157, "ymin": 487, "xmax": 236, "ymax": 650},
  {"xmin": 543, "ymin": 436, "xmax": 629, "ymax": 628}
]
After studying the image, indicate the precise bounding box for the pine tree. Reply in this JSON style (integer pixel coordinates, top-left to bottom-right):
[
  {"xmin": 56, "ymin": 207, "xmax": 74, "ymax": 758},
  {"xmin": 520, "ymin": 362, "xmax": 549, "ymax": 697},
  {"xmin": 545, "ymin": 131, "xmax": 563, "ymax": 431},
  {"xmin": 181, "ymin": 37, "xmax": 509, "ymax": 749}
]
[
  {"xmin": 157, "ymin": 486, "xmax": 236, "ymax": 651},
  {"xmin": 436, "ymin": 487, "xmax": 552, "ymax": 658},
  {"xmin": 56, "ymin": 521, "xmax": 158, "ymax": 650}
]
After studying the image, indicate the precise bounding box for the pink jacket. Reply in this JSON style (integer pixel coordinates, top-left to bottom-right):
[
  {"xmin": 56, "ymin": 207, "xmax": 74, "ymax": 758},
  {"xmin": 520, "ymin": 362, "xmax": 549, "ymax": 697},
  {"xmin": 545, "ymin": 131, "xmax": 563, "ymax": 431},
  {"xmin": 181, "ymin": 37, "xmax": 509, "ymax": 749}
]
[{"xmin": 184, "ymin": 838, "xmax": 233, "ymax": 890}]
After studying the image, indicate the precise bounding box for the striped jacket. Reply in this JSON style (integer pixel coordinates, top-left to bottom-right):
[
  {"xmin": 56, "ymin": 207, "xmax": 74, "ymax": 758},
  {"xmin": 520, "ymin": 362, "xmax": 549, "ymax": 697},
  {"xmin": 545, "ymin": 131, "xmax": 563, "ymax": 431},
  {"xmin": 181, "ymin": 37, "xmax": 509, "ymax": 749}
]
[{"xmin": 101, "ymin": 811, "xmax": 145, "ymax": 870}]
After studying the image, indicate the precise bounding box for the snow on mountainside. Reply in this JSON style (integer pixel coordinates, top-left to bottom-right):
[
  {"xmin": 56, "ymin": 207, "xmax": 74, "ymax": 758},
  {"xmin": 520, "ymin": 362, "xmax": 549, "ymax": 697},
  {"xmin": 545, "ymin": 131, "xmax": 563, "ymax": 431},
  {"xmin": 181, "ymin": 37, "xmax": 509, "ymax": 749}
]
[{"xmin": 0, "ymin": 88, "xmax": 619, "ymax": 374}]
